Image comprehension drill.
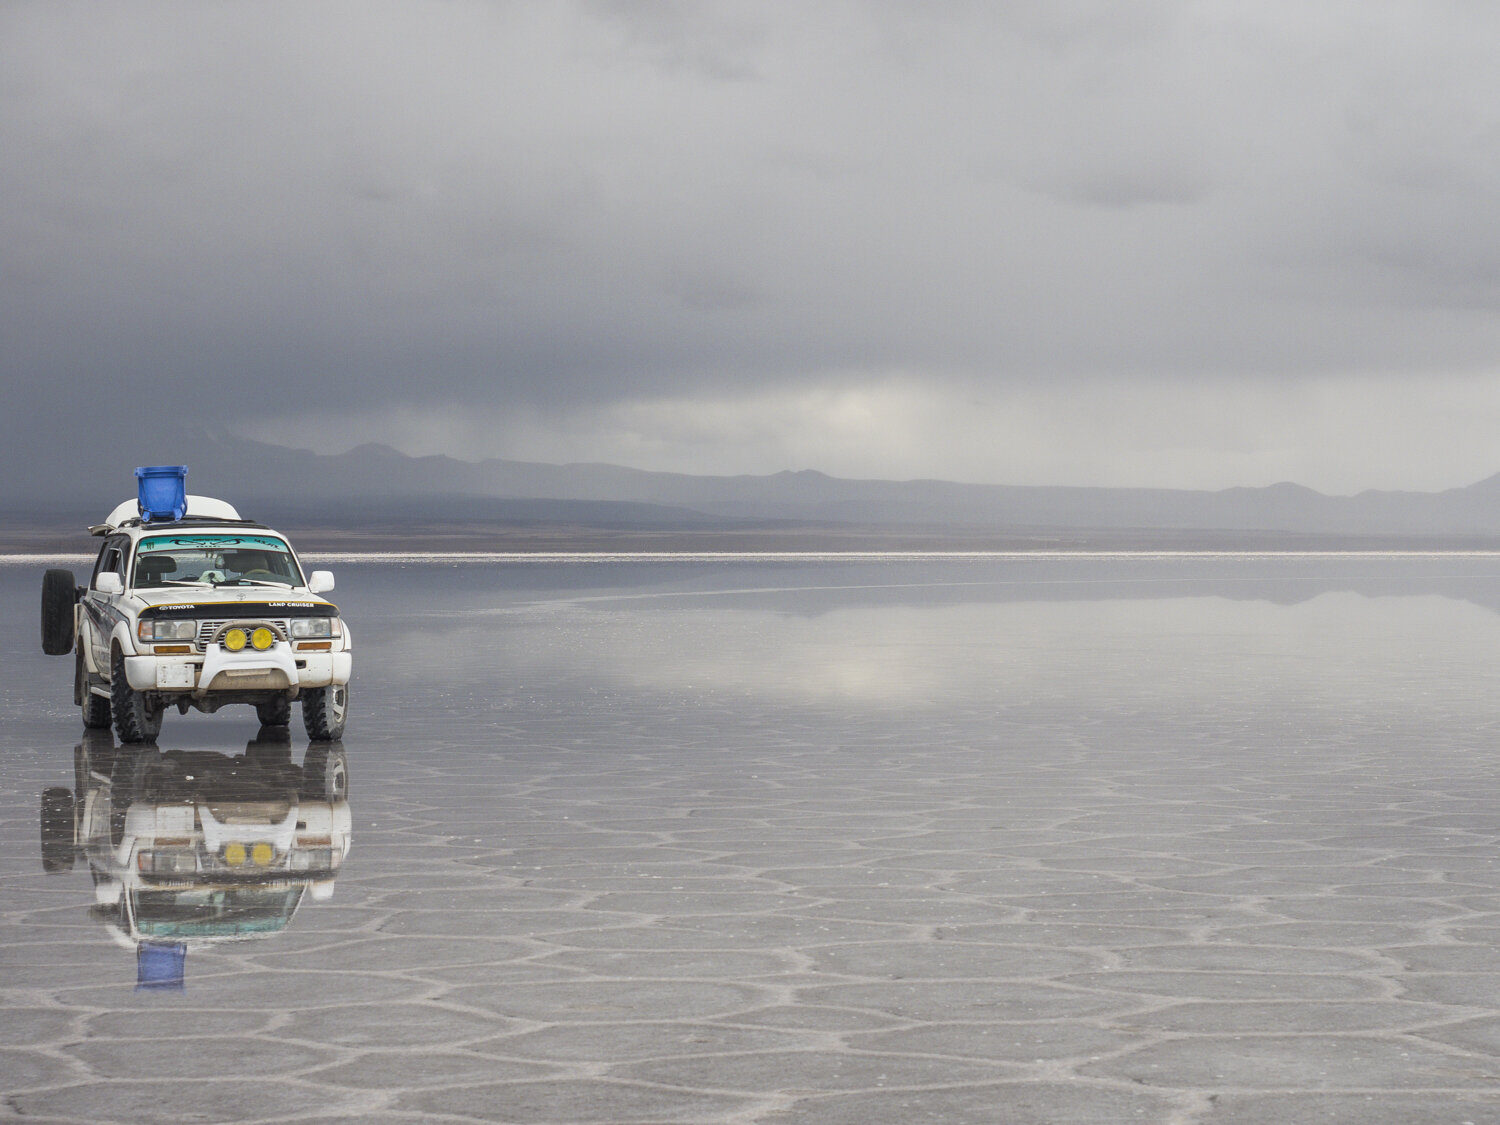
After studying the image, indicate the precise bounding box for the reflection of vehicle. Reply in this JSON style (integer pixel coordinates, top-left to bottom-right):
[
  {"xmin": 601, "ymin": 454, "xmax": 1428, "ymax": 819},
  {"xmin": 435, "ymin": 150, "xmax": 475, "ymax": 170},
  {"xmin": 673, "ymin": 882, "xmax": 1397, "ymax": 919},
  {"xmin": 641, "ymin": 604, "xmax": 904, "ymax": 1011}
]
[
  {"xmin": 39, "ymin": 728, "xmax": 352, "ymax": 988},
  {"xmin": 40, "ymin": 470, "xmax": 351, "ymax": 743}
]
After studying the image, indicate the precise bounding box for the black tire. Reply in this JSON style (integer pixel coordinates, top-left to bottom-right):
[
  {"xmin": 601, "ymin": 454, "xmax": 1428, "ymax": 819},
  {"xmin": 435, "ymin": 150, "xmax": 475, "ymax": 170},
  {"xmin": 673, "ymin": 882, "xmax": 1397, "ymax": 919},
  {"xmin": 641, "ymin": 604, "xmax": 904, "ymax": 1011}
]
[
  {"xmin": 255, "ymin": 696, "xmax": 292, "ymax": 727},
  {"xmin": 77, "ymin": 649, "xmax": 111, "ymax": 729},
  {"xmin": 41, "ymin": 787, "xmax": 76, "ymax": 874},
  {"xmin": 302, "ymin": 743, "xmax": 348, "ymax": 801},
  {"xmin": 111, "ymin": 649, "xmax": 162, "ymax": 744},
  {"xmin": 41, "ymin": 570, "xmax": 77, "ymax": 656},
  {"xmin": 302, "ymin": 684, "xmax": 348, "ymax": 742}
]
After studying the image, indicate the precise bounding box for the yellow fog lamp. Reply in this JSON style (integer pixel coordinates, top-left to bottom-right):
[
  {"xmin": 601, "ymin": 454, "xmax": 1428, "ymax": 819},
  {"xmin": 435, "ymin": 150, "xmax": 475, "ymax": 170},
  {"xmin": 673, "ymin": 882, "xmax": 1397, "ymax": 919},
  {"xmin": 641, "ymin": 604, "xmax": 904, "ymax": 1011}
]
[
  {"xmin": 251, "ymin": 627, "xmax": 275, "ymax": 651},
  {"xmin": 223, "ymin": 628, "xmax": 248, "ymax": 652},
  {"xmin": 223, "ymin": 842, "xmax": 247, "ymax": 866},
  {"xmin": 250, "ymin": 842, "xmax": 274, "ymax": 865}
]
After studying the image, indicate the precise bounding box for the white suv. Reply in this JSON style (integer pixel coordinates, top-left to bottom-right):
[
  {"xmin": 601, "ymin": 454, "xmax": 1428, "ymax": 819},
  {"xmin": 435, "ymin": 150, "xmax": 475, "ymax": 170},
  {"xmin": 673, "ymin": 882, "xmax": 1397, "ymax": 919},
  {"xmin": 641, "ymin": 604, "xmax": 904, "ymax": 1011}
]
[{"xmin": 42, "ymin": 495, "xmax": 352, "ymax": 743}]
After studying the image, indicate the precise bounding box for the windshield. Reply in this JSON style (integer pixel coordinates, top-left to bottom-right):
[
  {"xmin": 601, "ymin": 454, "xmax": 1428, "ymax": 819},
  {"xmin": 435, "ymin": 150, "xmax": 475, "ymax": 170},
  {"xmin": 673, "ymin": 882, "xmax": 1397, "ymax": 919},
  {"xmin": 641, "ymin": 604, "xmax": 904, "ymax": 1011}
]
[
  {"xmin": 131, "ymin": 886, "xmax": 304, "ymax": 937},
  {"xmin": 133, "ymin": 534, "xmax": 304, "ymax": 589}
]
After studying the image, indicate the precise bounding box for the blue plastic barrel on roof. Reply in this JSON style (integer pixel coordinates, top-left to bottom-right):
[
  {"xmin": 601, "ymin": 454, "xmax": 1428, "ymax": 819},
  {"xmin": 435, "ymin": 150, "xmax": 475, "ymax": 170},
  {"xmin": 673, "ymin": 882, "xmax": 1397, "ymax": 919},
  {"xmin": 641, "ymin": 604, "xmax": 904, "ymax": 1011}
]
[{"xmin": 135, "ymin": 465, "xmax": 188, "ymax": 523}]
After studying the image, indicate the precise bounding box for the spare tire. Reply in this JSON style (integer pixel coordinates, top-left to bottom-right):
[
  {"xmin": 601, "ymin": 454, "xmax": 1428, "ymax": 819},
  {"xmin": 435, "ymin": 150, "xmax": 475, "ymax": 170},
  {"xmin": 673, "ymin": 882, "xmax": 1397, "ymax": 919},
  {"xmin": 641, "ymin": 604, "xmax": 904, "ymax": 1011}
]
[
  {"xmin": 41, "ymin": 787, "xmax": 76, "ymax": 874},
  {"xmin": 41, "ymin": 570, "xmax": 77, "ymax": 656}
]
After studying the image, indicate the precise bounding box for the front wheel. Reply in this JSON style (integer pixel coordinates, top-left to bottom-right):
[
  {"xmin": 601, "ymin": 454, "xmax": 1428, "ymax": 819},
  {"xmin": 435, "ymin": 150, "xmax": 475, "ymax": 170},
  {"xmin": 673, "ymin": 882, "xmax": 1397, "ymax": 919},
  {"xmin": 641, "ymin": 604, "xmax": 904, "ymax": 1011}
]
[
  {"xmin": 302, "ymin": 684, "xmax": 348, "ymax": 742},
  {"xmin": 111, "ymin": 650, "xmax": 162, "ymax": 744}
]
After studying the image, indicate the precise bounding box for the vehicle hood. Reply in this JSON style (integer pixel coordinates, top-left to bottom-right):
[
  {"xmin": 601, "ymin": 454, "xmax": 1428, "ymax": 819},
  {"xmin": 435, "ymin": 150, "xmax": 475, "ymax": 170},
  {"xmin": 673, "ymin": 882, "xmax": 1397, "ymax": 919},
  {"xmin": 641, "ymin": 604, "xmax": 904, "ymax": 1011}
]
[{"xmin": 130, "ymin": 588, "xmax": 336, "ymax": 612}]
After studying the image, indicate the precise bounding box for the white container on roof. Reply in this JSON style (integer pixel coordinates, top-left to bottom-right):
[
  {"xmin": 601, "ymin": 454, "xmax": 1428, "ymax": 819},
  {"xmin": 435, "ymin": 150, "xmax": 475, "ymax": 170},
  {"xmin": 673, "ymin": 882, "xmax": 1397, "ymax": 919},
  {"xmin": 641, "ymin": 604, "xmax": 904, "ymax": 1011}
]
[{"xmin": 101, "ymin": 495, "xmax": 243, "ymax": 531}]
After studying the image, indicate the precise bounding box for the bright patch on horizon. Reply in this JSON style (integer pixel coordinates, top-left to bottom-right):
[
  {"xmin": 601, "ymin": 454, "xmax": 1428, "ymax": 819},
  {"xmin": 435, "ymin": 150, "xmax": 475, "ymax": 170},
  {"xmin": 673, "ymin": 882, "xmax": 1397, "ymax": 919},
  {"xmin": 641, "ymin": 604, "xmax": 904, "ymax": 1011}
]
[{"xmin": 246, "ymin": 371, "xmax": 1500, "ymax": 495}]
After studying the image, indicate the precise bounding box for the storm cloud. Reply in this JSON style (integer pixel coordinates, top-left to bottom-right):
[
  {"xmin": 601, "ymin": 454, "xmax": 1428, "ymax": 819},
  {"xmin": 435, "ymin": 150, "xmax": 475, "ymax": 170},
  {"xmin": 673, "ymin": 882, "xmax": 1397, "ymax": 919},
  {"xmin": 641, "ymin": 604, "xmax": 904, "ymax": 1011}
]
[{"xmin": 5, "ymin": 1, "xmax": 1500, "ymax": 491}]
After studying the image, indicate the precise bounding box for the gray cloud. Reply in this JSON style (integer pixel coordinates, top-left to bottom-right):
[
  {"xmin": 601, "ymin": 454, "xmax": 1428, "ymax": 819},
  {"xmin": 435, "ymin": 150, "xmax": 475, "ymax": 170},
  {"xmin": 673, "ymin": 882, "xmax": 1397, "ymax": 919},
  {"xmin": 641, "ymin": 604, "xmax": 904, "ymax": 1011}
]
[{"xmin": 5, "ymin": 0, "xmax": 1500, "ymax": 491}]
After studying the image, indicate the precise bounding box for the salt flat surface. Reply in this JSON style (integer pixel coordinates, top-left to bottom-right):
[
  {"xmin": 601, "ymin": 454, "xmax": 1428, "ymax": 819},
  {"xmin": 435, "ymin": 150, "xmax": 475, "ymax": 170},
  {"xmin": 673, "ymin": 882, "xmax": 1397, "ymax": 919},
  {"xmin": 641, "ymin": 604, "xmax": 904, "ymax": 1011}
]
[{"xmin": 5, "ymin": 555, "xmax": 1500, "ymax": 1123}]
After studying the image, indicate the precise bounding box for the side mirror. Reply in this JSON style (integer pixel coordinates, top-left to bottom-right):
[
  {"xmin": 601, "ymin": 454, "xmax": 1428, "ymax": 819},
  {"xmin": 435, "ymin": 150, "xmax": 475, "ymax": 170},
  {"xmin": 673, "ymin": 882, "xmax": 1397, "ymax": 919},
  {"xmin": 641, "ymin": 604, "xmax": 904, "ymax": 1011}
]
[
  {"xmin": 95, "ymin": 573, "xmax": 123, "ymax": 595},
  {"xmin": 308, "ymin": 571, "xmax": 335, "ymax": 594}
]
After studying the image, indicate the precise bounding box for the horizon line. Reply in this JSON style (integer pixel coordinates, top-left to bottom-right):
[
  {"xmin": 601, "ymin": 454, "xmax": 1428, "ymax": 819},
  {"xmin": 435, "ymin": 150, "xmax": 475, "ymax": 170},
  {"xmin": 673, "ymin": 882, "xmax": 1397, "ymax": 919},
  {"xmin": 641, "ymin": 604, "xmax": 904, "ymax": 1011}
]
[{"xmin": 9, "ymin": 549, "xmax": 1500, "ymax": 566}]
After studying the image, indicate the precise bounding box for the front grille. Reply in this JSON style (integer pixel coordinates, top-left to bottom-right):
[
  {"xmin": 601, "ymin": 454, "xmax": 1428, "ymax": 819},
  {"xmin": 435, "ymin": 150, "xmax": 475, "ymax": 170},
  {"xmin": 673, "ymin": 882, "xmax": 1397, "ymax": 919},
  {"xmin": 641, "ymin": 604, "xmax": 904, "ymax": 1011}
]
[{"xmin": 196, "ymin": 619, "xmax": 290, "ymax": 651}]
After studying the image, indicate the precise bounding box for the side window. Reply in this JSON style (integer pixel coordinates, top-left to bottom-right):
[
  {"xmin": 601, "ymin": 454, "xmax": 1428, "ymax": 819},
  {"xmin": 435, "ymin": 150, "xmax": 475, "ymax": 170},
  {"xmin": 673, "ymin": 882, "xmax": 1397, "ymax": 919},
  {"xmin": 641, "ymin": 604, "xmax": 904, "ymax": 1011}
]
[
  {"xmin": 92, "ymin": 538, "xmax": 127, "ymax": 590},
  {"xmin": 89, "ymin": 543, "xmax": 111, "ymax": 587}
]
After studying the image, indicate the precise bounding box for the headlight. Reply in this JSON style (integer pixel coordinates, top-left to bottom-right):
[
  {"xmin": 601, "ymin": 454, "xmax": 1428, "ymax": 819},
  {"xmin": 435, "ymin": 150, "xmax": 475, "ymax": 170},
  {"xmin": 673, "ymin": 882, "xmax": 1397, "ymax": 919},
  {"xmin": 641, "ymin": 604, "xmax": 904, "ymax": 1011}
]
[
  {"xmin": 223, "ymin": 628, "xmax": 247, "ymax": 652},
  {"xmin": 291, "ymin": 617, "xmax": 337, "ymax": 639},
  {"xmin": 290, "ymin": 848, "xmax": 334, "ymax": 872},
  {"xmin": 137, "ymin": 848, "xmax": 197, "ymax": 875},
  {"xmin": 251, "ymin": 627, "xmax": 275, "ymax": 651},
  {"xmin": 138, "ymin": 619, "xmax": 196, "ymax": 643}
]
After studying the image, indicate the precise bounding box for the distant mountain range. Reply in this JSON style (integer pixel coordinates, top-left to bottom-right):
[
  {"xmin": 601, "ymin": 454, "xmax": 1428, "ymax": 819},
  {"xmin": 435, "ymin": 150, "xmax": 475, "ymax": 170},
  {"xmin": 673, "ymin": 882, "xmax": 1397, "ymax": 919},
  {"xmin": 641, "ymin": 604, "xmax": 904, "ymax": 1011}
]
[{"xmin": 12, "ymin": 432, "xmax": 1500, "ymax": 546}]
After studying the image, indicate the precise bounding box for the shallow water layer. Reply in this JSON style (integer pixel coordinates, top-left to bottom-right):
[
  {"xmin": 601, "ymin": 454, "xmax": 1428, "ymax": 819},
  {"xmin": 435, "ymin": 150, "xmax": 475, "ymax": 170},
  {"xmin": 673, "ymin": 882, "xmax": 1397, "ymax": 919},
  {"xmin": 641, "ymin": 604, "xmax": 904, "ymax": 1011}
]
[{"xmin": 5, "ymin": 555, "xmax": 1500, "ymax": 1123}]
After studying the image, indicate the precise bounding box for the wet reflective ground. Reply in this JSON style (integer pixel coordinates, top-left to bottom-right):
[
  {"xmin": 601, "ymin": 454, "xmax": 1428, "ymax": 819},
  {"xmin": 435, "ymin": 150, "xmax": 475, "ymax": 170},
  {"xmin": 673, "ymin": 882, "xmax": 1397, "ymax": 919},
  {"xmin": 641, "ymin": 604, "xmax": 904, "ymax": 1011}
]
[{"xmin": 6, "ymin": 555, "xmax": 1500, "ymax": 1123}]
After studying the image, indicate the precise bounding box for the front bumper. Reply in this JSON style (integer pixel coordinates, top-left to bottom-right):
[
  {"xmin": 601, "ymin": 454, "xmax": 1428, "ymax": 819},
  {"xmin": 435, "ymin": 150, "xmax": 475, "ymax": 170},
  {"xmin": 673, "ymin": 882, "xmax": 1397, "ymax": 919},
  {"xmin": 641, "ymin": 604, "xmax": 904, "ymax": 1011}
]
[{"xmin": 125, "ymin": 643, "xmax": 352, "ymax": 694}]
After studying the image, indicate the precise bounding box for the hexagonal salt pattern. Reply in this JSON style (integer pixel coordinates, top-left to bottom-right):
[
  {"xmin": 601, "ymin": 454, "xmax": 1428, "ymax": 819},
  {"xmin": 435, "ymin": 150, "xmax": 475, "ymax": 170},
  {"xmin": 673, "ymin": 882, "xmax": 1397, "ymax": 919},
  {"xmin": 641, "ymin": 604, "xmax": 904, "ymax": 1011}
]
[{"xmin": 7, "ymin": 554, "xmax": 1500, "ymax": 1124}]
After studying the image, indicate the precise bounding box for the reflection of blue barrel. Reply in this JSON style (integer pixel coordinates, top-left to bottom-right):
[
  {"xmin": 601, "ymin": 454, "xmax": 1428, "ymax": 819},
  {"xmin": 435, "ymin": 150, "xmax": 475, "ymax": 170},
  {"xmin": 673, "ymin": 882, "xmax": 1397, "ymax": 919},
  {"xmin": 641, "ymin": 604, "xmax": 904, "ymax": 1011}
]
[
  {"xmin": 135, "ymin": 465, "xmax": 188, "ymax": 523},
  {"xmin": 136, "ymin": 942, "xmax": 187, "ymax": 990}
]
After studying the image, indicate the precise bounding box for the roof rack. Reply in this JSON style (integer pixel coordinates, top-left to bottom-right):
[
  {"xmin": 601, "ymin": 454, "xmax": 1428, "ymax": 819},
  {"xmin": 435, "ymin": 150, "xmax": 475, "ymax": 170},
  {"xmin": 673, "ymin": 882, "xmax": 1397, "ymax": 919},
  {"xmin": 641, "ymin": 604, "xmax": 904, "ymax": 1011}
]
[
  {"xmin": 94, "ymin": 494, "xmax": 252, "ymax": 535},
  {"xmin": 94, "ymin": 515, "xmax": 269, "ymax": 535}
]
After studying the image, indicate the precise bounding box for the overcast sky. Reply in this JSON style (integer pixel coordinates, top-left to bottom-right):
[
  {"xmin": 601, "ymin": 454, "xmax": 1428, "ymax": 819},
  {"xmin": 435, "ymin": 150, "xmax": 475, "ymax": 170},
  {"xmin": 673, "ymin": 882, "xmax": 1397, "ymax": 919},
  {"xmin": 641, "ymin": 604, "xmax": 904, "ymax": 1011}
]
[{"xmin": 6, "ymin": 0, "xmax": 1500, "ymax": 493}]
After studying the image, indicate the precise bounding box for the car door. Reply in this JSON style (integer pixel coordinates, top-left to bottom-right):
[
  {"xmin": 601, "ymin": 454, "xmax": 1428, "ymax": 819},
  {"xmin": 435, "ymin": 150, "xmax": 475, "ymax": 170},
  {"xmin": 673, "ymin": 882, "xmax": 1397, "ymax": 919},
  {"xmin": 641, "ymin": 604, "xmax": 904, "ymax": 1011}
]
[{"xmin": 83, "ymin": 536, "xmax": 127, "ymax": 674}]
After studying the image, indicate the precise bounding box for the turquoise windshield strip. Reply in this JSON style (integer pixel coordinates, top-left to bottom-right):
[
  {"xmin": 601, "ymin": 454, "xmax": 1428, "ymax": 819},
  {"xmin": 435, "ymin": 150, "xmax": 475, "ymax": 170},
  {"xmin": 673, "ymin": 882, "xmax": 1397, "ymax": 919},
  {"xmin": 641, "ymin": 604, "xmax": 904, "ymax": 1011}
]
[
  {"xmin": 139, "ymin": 534, "xmax": 289, "ymax": 553},
  {"xmin": 137, "ymin": 917, "xmax": 293, "ymax": 937}
]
